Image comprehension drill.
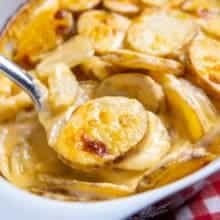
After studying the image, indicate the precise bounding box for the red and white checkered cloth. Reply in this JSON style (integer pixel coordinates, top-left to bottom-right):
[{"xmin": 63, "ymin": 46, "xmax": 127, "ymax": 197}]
[{"xmin": 174, "ymin": 171, "xmax": 220, "ymax": 220}]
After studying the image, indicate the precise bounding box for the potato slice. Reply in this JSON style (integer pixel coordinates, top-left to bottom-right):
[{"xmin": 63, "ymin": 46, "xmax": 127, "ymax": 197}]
[
  {"xmin": 95, "ymin": 73, "xmax": 164, "ymax": 112},
  {"xmin": 60, "ymin": 0, "xmax": 101, "ymax": 11},
  {"xmin": 37, "ymin": 35, "xmax": 94, "ymax": 73},
  {"xmin": 181, "ymin": 0, "xmax": 220, "ymax": 14},
  {"xmin": 116, "ymin": 112, "xmax": 170, "ymax": 171},
  {"xmin": 102, "ymin": 49, "xmax": 184, "ymax": 74},
  {"xmin": 163, "ymin": 75, "xmax": 217, "ymax": 142},
  {"xmin": 80, "ymin": 56, "xmax": 117, "ymax": 80},
  {"xmin": 48, "ymin": 64, "xmax": 79, "ymax": 111},
  {"xmin": 188, "ymin": 34, "xmax": 220, "ymax": 98},
  {"xmin": 103, "ymin": 0, "xmax": 140, "ymax": 14},
  {"xmin": 0, "ymin": 75, "xmax": 13, "ymax": 96},
  {"xmin": 138, "ymin": 143, "xmax": 214, "ymax": 191},
  {"xmin": 0, "ymin": 92, "xmax": 32, "ymax": 122},
  {"xmin": 35, "ymin": 176, "xmax": 132, "ymax": 200},
  {"xmin": 198, "ymin": 11, "xmax": 220, "ymax": 39},
  {"xmin": 141, "ymin": 0, "xmax": 184, "ymax": 7},
  {"xmin": 126, "ymin": 9, "xmax": 198, "ymax": 57},
  {"xmin": 37, "ymin": 167, "xmax": 145, "ymax": 200},
  {"xmin": 55, "ymin": 97, "xmax": 147, "ymax": 168},
  {"xmin": 79, "ymin": 80, "xmax": 98, "ymax": 99},
  {"xmin": 14, "ymin": 0, "xmax": 74, "ymax": 65},
  {"xmin": 77, "ymin": 10, "xmax": 130, "ymax": 53}
]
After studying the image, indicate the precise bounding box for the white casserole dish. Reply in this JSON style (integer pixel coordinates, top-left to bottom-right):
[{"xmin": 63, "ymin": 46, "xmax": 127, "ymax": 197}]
[{"xmin": 0, "ymin": 1, "xmax": 220, "ymax": 220}]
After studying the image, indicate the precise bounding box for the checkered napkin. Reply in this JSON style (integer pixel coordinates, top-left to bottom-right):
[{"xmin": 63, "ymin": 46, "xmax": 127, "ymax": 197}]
[
  {"xmin": 131, "ymin": 171, "xmax": 220, "ymax": 220},
  {"xmin": 174, "ymin": 171, "xmax": 220, "ymax": 220}
]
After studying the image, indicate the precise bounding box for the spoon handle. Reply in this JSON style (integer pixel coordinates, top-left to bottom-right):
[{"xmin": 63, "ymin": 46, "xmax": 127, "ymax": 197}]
[{"xmin": 0, "ymin": 55, "xmax": 43, "ymax": 110}]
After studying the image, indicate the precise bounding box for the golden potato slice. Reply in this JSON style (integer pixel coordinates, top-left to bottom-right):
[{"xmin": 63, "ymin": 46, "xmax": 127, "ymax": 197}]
[
  {"xmin": 77, "ymin": 10, "xmax": 130, "ymax": 53},
  {"xmin": 163, "ymin": 75, "xmax": 217, "ymax": 142},
  {"xmin": 102, "ymin": 49, "xmax": 184, "ymax": 74},
  {"xmin": 138, "ymin": 146, "xmax": 214, "ymax": 190},
  {"xmin": 103, "ymin": 0, "xmax": 140, "ymax": 14},
  {"xmin": 188, "ymin": 34, "xmax": 220, "ymax": 98},
  {"xmin": 60, "ymin": 0, "xmax": 101, "ymax": 11},
  {"xmin": 14, "ymin": 0, "xmax": 74, "ymax": 65},
  {"xmin": 55, "ymin": 97, "xmax": 147, "ymax": 168},
  {"xmin": 95, "ymin": 73, "xmax": 164, "ymax": 112},
  {"xmin": 35, "ymin": 177, "xmax": 132, "ymax": 200},
  {"xmin": 48, "ymin": 64, "xmax": 79, "ymax": 111},
  {"xmin": 126, "ymin": 9, "xmax": 198, "ymax": 57},
  {"xmin": 181, "ymin": 0, "xmax": 220, "ymax": 14},
  {"xmin": 37, "ymin": 167, "xmax": 145, "ymax": 200},
  {"xmin": 37, "ymin": 35, "xmax": 94, "ymax": 73},
  {"xmin": 80, "ymin": 56, "xmax": 117, "ymax": 80},
  {"xmin": 116, "ymin": 112, "xmax": 170, "ymax": 171}
]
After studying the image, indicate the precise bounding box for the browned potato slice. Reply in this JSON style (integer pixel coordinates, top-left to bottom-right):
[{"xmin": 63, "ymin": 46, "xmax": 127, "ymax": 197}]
[
  {"xmin": 163, "ymin": 74, "xmax": 217, "ymax": 142},
  {"xmin": 127, "ymin": 9, "xmax": 198, "ymax": 57},
  {"xmin": 77, "ymin": 10, "xmax": 130, "ymax": 53},
  {"xmin": 48, "ymin": 64, "xmax": 79, "ymax": 111},
  {"xmin": 116, "ymin": 112, "xmax": 170, "ymax": 171},
  {"xmin": 181, "ymin": 0, "xmax": 220, "ymax": 14},
  {"xmin": 103, "ymin": 0, "xmax": 140, "ymax": 14},
  {"xmin": 60, "ymin": 0, "xmax": 101, "ymax": 11},
  {"xmin": 55, "ymin": 97, "xmax": 147, "ymax": 168},
  {"xmin": 102, "ymin": 49, "xmax": 184, "ymax": 74},
  {"xmin": 13, "ymin": 0, "xmax": 74, "ymax": 65},
  {"xmin": 95, "ymin": 73, "xmax": 164, "ymax": 112},
  {"xmin": 37, "ymin": 35, "xmax": 94, "ymax": 73},
  {"xmin": 189, "ymin": 34, "xmax": 220, "ymax": 98}
]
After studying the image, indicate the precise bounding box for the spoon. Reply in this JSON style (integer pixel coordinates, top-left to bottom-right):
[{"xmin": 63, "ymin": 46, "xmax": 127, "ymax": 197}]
[{"xmin": 0, "ymin": 55, "xmax": 44, "ymax": 111}]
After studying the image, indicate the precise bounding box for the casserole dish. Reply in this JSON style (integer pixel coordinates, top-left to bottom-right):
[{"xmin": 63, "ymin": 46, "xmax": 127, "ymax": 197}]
[{"xmin": 0, "ymin": 1, "xmax": 220, "ymax": 220}]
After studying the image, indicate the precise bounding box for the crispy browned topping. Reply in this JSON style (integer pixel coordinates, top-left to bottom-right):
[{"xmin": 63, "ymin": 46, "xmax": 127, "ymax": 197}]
[{"xmin": 81, "ymin": 134, "xmax": 107, "ymax": 157}]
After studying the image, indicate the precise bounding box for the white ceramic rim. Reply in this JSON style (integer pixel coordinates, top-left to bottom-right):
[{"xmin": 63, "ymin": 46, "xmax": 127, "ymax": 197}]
[{"xmin": 0, "ymin": 1, "xmax": 220, "ymax": 219}]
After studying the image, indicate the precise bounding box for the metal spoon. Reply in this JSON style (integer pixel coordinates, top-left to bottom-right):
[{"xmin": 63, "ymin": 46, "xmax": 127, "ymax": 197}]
[{"xmin": 0, "ymin": 55, "xmax": 44, "ymax": 111}]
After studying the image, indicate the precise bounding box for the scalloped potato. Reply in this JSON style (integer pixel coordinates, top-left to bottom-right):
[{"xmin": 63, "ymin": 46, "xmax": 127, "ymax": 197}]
[{"xmin": 0, "ymin": 0, "xmax": 220, "ymax": 202}]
